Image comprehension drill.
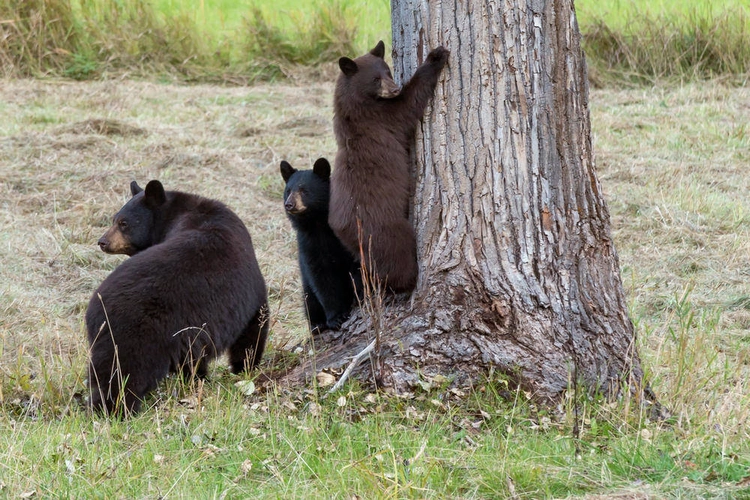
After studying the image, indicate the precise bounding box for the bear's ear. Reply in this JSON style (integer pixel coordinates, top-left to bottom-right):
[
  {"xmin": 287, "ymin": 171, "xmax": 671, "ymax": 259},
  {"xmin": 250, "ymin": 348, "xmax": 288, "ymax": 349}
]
[
  {"xmin": 338, "ymin": 57, "xmax": 358, "ymax": 76},
  {"xmin": 370, "ymin": 40, "xmax": 385, "ymax": 59},
  {"xmin": 144, "ymin": 180, "xmax": 167, "ymax": 208},
  {"xmin": 280, "ymin": 161, "xmax": 296, "ymax": 182},
  {"xmin": 130, "ymin": 181, "xmax": 143, "ymax": 197},
  {"xmin": 312, "ymin": 158, "xmax": 331, "ymax": 180}
]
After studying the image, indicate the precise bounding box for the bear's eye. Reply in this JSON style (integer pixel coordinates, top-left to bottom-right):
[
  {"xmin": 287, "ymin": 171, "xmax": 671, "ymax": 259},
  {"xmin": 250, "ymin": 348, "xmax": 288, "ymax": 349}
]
[
  {"xmin": 118, "ymin": 220, "xmax": 128, "ymax": 229},
  {"xmin": 373, "ymin": 76, "xmax": 381, "ymax": 83}
]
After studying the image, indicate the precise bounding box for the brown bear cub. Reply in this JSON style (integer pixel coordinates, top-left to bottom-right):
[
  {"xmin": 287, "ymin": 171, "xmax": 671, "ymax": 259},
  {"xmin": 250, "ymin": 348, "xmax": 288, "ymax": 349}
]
[
  {"xmin": 280, "ymin": 158, "xmax": 360, "ymax": 332},
  {"xmin": 86, "ymin": 180, "xmax": 268, "ymax": 416},
  {"xmin": 329, "ymin": 40, "xmax": 449, "ymax": 293}
]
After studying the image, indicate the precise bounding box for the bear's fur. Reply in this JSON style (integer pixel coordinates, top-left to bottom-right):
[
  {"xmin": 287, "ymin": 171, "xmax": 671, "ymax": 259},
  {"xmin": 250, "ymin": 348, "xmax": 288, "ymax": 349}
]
[
  {"xmin": 329, "ymin": 40, "xmax": 449, "ymax": 293},
  {"xmin": 86, "ymin": 180, "xmax": 268, "ymax": 416},
  {"xmin": 281, "ymin": 158, "xmax": 359, "ymax": 332}
]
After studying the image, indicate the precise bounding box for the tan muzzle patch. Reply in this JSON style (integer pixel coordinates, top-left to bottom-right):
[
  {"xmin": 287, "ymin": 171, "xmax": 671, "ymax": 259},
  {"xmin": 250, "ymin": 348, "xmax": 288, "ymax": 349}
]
[
  {"xmin": 379, "ymin": 78, "xmax": 401, "ymax": 99},
  {"xmin": 98, "ymin": 226, "xmax": 133, "ymax": 255},
  {"xmin": 284, "ymin": 191, "xmax": 307, "ymax": 215}
]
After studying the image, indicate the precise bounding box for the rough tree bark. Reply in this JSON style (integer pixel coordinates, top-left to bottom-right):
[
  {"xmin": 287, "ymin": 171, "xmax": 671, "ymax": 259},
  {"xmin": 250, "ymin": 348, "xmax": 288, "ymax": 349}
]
[{"xmin": 280, "ymin": 0, "xmax": 648, "ymax": 403}]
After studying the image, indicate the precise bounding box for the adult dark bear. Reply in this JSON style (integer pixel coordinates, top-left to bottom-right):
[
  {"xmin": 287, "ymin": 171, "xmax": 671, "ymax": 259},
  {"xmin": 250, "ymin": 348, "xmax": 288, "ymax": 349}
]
[
  {"xmin": 86, "ymin": 180, "xmax": 268, "ymax": 416},
  {"xmin": 280, "ymin": 158, "xmax": 359, "ymax": 332},
  {"xmin": 329, "ymin": 40, "xmax": 449, "ymax": 293}
]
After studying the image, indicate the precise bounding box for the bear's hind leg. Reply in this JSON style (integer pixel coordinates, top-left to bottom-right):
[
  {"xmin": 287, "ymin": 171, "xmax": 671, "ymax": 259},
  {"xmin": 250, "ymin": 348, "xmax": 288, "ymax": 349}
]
[
  {"xmin": 318, "ymin": 273, "xmax": 357, "ymax": 330},
  {"xmin": 177, "ymin": 356, "xmax": 208, "ymax": 380},
  {"xmin": 89, "ymin": 363, "xmax": 148, "ymax": 417},
  {"xmin": 89, "ymin": 345, "xmax": 167, "ymax": 417},
  {"xmin": 367, "ymin": 220, "xmax": 417, "ymax": 294},
  {"xmin": 228, "ymin": 303, "xmax": 269, "ymax": 373},
  {"xmin": 302, "ymin": 281, "xmax": 327, "ymax": 333}
]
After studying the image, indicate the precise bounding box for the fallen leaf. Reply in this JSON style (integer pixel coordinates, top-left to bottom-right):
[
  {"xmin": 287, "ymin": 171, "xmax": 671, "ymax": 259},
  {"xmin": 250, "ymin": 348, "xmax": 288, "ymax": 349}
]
[
  {"xmin": 640, "ymin": 428, "xmax": 652, "ymax": 442},
  {"xmin": 308, "ymin": 402, "xmax": 322, "ymax": 417},
  {"xmin": 316, "ymin": 372, "xmax": 336, "ymax": 387},
  {"xmin": 179, "ymin": 397, "xmax": 198, "ymax": 409},
  {"xmin": 240, "ymin": 459, "xmax": 253, "ymax": 475},
  {"xmin": 235, "ymin": 380, "xmax": 256, "ymax": 396},
  {"xmin": 416, "ymin": 380, "xmax": 432, "ymax": 392}
]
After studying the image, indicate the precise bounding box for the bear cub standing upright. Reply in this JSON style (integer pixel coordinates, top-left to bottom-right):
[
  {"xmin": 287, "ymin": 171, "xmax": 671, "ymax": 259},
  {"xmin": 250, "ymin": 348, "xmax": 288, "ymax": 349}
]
[
  {"xmin": 86, "ymin": 180, "xmax": 268, "ymax": 416},
  {"xmin": 329, "ymin": 40, "xmax": 449, "ymax": 293},
  {"xmin": 281, "ymin": 158, "xmax": 359, "ymax": 332}
]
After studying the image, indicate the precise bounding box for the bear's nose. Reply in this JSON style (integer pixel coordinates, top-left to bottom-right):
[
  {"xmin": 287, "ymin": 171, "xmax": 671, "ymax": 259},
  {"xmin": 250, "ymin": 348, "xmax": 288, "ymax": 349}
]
[
  {"xmin": 97, "ymin": 238, "xmax": 107, "ymax": 251},
  {"xmin": 284, "ymin": 201, "xmax": 296, "ymax": 213}
]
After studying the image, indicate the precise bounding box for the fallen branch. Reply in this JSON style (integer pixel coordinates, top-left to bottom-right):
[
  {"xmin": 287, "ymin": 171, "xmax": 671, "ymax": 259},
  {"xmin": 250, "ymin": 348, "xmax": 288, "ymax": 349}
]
[{"xmin": 327, "ymin": 339, "xmax": 376, "ymax": 394}]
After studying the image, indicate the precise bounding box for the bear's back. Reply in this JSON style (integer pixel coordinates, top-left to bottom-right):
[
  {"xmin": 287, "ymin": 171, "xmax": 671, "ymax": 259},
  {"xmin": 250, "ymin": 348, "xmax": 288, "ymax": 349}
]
[{"xmin": 87, "ymin": 194, "xmax": 265, "ymax": 354}]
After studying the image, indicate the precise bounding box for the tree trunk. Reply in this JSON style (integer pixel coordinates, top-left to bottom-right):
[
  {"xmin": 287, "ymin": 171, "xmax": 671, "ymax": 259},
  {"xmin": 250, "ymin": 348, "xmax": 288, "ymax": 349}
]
[{"xmin": 279, "ymin": 0, "xmax": 647, "ymax": 403}]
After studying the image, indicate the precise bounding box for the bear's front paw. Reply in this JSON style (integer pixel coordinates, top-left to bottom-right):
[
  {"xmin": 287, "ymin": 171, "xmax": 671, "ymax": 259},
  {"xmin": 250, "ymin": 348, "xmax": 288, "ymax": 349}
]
[
  {"xmin": 325, "ymin": 312, "xmax": 350, "ymax": 331},
  {"xmin": 311, "ymin": 323, "xmax": 327, "ymax": 335},
  {"xmin": 427, "ymin": 46, "xmax": 450, "ymax": 67}
]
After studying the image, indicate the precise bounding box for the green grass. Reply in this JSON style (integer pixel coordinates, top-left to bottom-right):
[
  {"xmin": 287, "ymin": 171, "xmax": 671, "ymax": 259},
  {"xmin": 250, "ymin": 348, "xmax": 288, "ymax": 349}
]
[
  {"xmin": 153, "ymin": 0, "xmax": 389, "ymax": 48},
  {"xmin": 1, "ymin": 0, "xmax": 749, "ymax": 83},
  {"xmin": 576, "ymin": 0, "xmax": 747, "ymax": 29},
  {"xmin": 1, "ymin": 78, "xmax": 749, "ymax": 497},
  {"xmin": 0, "ymin": 0, "xmax": 387, "ymax": 81},
  {"xmin": 1, "ymin": 372, "xmax": 743, "ymax": 498},
  {"xmin": 577, "ymin": 0, "xmax": 750, "ymax": 84}
]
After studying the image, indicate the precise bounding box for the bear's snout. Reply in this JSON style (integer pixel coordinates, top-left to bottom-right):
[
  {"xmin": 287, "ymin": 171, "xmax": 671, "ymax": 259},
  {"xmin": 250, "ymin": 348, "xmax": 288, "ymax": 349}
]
[
  {"xmin": 97, "ymin": 237, "xmax": 108, "ymax": 251},
  {"xmin": 284, "ymin": 192, "xmax": 306, "ymax": 215},
  {"xmin": 379, "ymin": 78, "xmax": 401, "ymax": 99}
]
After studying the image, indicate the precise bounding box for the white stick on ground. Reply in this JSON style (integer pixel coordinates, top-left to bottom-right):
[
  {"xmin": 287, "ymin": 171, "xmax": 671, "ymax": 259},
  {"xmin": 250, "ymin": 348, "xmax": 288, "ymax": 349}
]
[{"xmin": 327, "ymin": 339, "xmax": 376, "ymax": 394}]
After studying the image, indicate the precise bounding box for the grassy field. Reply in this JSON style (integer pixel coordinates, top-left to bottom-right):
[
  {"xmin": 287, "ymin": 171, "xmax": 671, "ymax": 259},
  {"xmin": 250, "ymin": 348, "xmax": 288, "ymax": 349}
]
[
  {"xmin": 577, "ymin": 0, "xmax": 750, "ymax": 85},
  {"xmin": 2, "ymin": 0, "xmax": 749, "ymax": 83},
  {"xmin": 0, "ymin": 77, "xmax": 749, "ymax": 497},
  {"xmin": 152, "ymin": 0, "xmax": 390, "ymax": 47},
  {"xmin": 575, "ymin": 0, "xmax": 747, "ymax": 27}
]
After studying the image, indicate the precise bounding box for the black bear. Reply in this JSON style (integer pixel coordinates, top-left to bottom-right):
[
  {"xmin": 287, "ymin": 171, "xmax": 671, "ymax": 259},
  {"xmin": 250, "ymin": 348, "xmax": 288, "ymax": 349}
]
[
  {"xmin": 280, "ymin": 158, "xmax": 359, "ymax": 332},
  {"xmin": 328, "ymin": 40, "xmax": 449, "ymax": 293},
  {"xmin": 86, "ymin": 180, "xmax": 268, "ymax": 416}
]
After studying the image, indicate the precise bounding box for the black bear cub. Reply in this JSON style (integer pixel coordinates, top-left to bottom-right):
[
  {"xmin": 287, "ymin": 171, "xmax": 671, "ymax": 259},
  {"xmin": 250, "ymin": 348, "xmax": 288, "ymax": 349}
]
[
  {"xmin": 280, "ymin": 158, "xmax": 359, "ymax": 332},
  {"xmin": 329, "ymin": 40, "xmax": 449, "ymax": 293},
  {"xmin": 86, "ymin": 180, "xmax": 268, "ymax": 416}
]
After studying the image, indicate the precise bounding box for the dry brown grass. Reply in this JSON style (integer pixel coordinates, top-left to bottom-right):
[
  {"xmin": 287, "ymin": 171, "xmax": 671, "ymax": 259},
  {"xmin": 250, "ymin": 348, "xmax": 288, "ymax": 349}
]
[
  {"xmin": 592, "ymin": 85, "xmax": 750, "ymax": 441},
  {"xmin": 0, "ymin": 78, "xmax": 339, "ymax": 399}
]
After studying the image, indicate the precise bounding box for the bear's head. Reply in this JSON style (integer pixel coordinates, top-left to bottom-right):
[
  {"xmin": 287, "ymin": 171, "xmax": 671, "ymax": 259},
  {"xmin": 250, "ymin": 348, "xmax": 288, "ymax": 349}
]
[
  {"xmin": 280, "ymin": 158, "xmax": 331, "ymax": 220},
  {"xmin": 97, "ymin": 180, "xmax": 167, "ymax": 256},
  {"xmin": 338, "ymin": 41, "xmax": 400, "ymax": 100}
]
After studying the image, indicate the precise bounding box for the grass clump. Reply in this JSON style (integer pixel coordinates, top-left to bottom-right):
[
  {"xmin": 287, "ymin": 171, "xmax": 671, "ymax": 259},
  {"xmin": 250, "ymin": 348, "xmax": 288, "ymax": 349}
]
[
  {"xmin": 2, "ymin": 0, "xmax": 750, "ymax": 84},
  {"xmin": 238, "ymin": 2, "xmax": 359, "ymax": 80},
  {"xmin": 0, "ymin": 0, "xmax": 84, "ymax": 77},
  {"xmin": 578, "ymin": 1, "xmax": 750, "ymax": 85},
  {"xmin": 78, "ymin": 1, "xmax": 207, "ymax": 74},
  {"xmin": 0, "ymin": 0, "xmax": 372, "ymax": 82},
  {"xmin": 0, "ymin": 0, "xmax": 210, "ymax": 79},
  {"xmin": 243, "ymin": 2, "xmax": 358, "ymax": 65}
]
